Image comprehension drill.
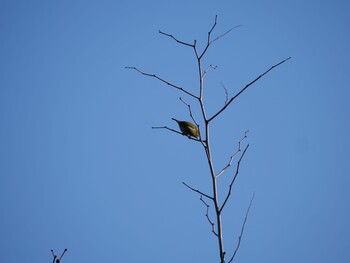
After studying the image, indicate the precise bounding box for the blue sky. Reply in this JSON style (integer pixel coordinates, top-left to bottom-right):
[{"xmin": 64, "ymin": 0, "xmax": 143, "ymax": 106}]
[{"xmin": 0, "ymin": 1, "xmax": 349, "ymax": 262}]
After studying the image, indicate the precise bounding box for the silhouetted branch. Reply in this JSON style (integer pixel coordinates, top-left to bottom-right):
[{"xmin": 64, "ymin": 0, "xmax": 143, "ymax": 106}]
[
  {"xmin": 198, "ymin": 15, "xmax": 218, "ymax": 59},
  {"xmin": 125, "ymin": 67, "xmax": 198, "ymax": 99},
  {"xmin": 209, "ymin": 25, "xmax": 242, "ymax": 45},
  {"xmin": 203, "ymin": 64, "xmax": 218, "ymax": 79},
  {"xmin": 179, "ymin": 97, "xmax": 198, "ymax": 126},
  {"xmin": 208, "ymin": 57, "xmax": 292, "ymax": 122},
  {"xmin": 228, "ymin": 193, "xmax": 255, "ymax": 263},
  {"xmin": 182, "ymin": 181, "xmax": 213, "ymax": 200},
  {"xmin": 51, "ymin": 249, "xmax": 67, "ymax": 263},
  {"xmin": 51, "ymin": 250, "xmax": 56, "ymax": 263},
  {"xmin": 220, "ymin": 144, "xmax": 250, "ymax": 213},
  {"xmin": 216, "ymin": 131, "xmax": 249, "ymax": 178},
  {"xmin": 199, "ymin": 16, "xmax": 241, "ymax": 60},
  {"xmin": 221, "ymin": 82, "xmax": 229, "ymax": 105},
  {"xmin": 159, "ymin": 30, "xmax": 195, "ymax": 47},
  {"xmin": 200, "ymin": 195, "xmax": 218, "ymax": 237}
]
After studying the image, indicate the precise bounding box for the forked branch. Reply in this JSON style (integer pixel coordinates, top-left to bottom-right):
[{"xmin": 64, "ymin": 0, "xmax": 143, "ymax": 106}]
[
  {"xmin": 203, "ymin": 64, "xmax": 218, "ymax": 79},
  {"xmin": 198, "ymin": 15, "xmax": 218, "ymax": 59},
  {"xmin": 208, "ymin": 56, "xmax": 292, "ymax": 122},
  {"xmin": 51, "ymin": 249, "xmax": 67, "ymax": 263},
  {"xmin": 160, "ymin": 15, "xmax": 240, "ymax": 61},
  {"xmin": 220, "ymin": 144, "xmax": 250, "ymax": 213},
  {"xmin": 216, "ymin": 131, "xmax": 249, "ymax": 178}
]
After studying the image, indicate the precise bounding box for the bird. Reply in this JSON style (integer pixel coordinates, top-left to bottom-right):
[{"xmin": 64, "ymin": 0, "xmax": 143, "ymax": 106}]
[{"xmin": 172, "ymin": 118, "xmax": 200, "ymax": 138}]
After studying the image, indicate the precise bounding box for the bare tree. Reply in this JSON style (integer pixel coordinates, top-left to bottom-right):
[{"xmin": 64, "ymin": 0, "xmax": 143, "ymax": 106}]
[{"xmin": 126, "ymin": 16, "xmax": 290, "ymax": 262}]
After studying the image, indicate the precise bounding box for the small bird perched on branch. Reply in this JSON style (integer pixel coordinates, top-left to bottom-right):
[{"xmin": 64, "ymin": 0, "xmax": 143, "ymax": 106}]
[{"xmin": 172, "ymin": 118, "xmax": 200, "ymax": 138}]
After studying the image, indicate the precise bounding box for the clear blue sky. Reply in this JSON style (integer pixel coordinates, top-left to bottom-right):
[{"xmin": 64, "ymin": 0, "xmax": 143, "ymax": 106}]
[{"xmin": 1, "ymin": 1, "xmax": 349, "ymax": 262}]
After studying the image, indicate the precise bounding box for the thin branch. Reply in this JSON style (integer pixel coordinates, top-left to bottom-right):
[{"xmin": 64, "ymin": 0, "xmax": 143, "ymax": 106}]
[
  {"xmin": 220, "ymin": 144, "xmax": 250, "ymax": 213},
  {"xmin": 182, "ymin": 181, "xmax": 213, "ymax": 200},
  {"xmin": 51, "ymin": 249, "xmax": 67, "ymax": 263},
  {"xmin": 152, "ymin": 126, "xmax": 201, "ymax": 142},
  {"xmin": 199, "ymin": 17, "xmax": 241, "ymax": 60},
  {"xmin": 59, "ymin": 249, "xmax": 67, "ymax": 261},
  {"xmin": 179, "ymin": 97, "xmax": 198, "ymax": 126},
  {"xmin": 198, "ymin": 15, "xmax": 218, "ymax": 59},
  {"xmin": 208, "ymin": 57, "xmax": 292, "ymax": 122},
  {"xmin": 220, "ymin": 82, "xmax": 229, "ymax": 106},
  {"xmin": 216, "ymin": 131, "xmax": 248, "ymax": 178},
  {"xmin": 200, "ymin": 195, "xmax": 218, "ymax": 237},
  {"xmin": 51, "ymin": 250, "xmax": 57, "ymax": 263},
  {"xmin": 209, "ymin": 25, "xmax": 242, "ymax": 45},
  {"xmin": 228, "ymin": 193, "xmax": 255, "ymax": 263},
  {"xmin": 202, "ymin": 64, "xmax": 218, "ymax": 79},
  {"xmin": 159, "ymin": 30, "xmax": 195, "ymax": 47},
  {"xmin": 125, "ymin": 67, "xmax": 198, "ymax": 99}
]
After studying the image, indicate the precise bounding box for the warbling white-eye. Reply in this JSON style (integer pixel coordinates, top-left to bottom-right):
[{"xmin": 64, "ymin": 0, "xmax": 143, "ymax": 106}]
[{"xmin": 172, "ymin": 118, "xmax": 200, "ymax": 138}]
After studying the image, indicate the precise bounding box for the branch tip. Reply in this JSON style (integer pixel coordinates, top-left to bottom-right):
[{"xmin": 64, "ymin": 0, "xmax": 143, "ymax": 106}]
[
  {"xmin": 209, "ymin": 57, "xmax": 292, "ymax": 122},
  {"xmin": 182, "ymin": 182, "xmax": 213, "ymax": 199},
  {"xmin": 228, "ymin": 193, "xmax": 255, "ymax": 262}
]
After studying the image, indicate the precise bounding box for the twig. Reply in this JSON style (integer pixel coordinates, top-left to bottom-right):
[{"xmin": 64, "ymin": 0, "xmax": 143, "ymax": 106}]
[
  {"xmin": 221, "ymin": 82, "xmax": 229, "ymax": 105},
  {"xmin": 200, "ymin": 195, "xmax": 218, "ymax": 237},
  {"xmin": 51, "ymin": 249, "xmax": 67, "ymax": 263},
  {"xmin": 216, "ymin": 131, "xmax": 249, "ymax": 178},
  {"xmin": 125, "ymin": 67, "xmax": 198, "ymax": 99},
  {"xmin": 203, "ymin": 64, "xmax": 218, "ymax": 79},
  {"xmin": 159, "ymin": 30, "xmax": 195, "ymax": 48},
  {"xmin": 179, "ymin": 97, "xmax": 198, "ymax": 126},
  {"xmin": 208, "ymin": 57, "xmax": 292, "ymax": 122},
  {"xmin": 182, "ymin": 182, "xmax": 213, "ymax": 200},
  {"xmin": 198, "ymin": 15, "xmax": 218, "ymax": 59},
  {"xmin": 220, "ymin": 144, "xmax": 250, "ymax": 213},
  {"xmin": 228, "ymin": 193, "xmax": 255, "ymax": 263},
  {"xmin": 209, "ymin": 25, "xmax": 242, "ymax": 45},
  {"xmin": 199, "ymin": 16, "xmax": 241, "ymax": 60},
  {"xmin": 51, "ymin": 250, "xmax": 57, "ymax": 263}
]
